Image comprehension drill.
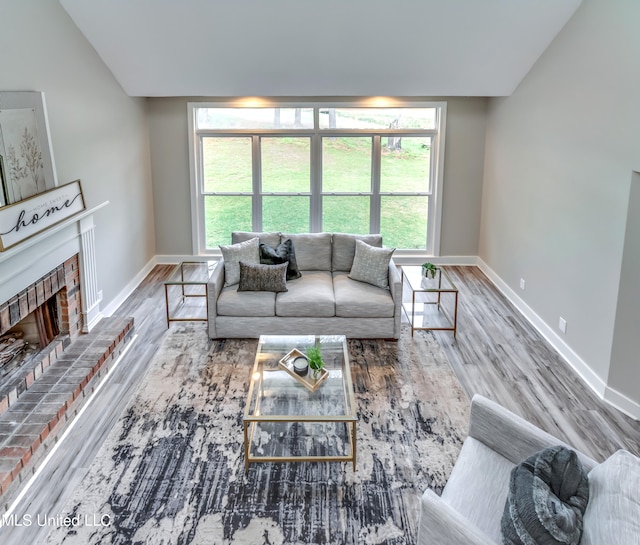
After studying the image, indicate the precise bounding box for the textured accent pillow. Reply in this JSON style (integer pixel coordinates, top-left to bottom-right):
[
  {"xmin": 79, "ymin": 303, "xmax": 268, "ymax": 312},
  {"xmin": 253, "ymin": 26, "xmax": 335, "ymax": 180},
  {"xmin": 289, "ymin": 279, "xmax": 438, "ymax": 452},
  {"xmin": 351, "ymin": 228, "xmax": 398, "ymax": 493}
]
[
  {"xmin": 259, "ymin": 239, "xmax": 302, "ymax": 280},
  {"xmin": 332, "ymin": 233, "xmax": 383, "ymax": 271},
  {"xmin": 238, "ymin": 261, "xmax": 288, "ymax": 293},
  {"xmin": 348, "ymin": 239, "xmax": 395, "ymax": 289},
  {"xmin": 219, "ymin": 237, "xmax": 260, "ymax": 286},
  {"xmin": 580, "ymin": 450, "xmax": 640, "ymax": 545},
  {"xmin": 501, "ymin": 445, "xmax": 590, "ymax": 545}
]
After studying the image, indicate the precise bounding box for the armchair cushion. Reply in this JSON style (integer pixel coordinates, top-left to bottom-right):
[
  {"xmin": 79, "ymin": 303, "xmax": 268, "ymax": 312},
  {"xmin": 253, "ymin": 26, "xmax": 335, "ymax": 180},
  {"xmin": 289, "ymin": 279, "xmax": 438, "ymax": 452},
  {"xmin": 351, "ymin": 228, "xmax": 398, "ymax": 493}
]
[
  {"xmin": 501, "ymin": 445, "xmax": 589, "ymax": 545},
  {"xmin": 441, "ymin": 436, "xmax": 515, "ymax": 542},
  {"xmin": 581, "ymin": 450, "xmax": 640, "ymax": 545}
]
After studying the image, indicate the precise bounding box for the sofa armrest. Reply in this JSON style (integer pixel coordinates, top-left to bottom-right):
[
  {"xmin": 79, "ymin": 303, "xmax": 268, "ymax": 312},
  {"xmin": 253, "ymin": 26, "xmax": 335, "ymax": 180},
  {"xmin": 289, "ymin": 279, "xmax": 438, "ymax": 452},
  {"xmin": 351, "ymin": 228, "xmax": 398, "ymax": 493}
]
[
  {"xmin": 418, "ymin": 489, "xmax": 497, "ymax": 545},
  {"xmin": 388, "ymin": 259, "xmax": 402, "ymax": 339},
  {"xmin": 468, "ymin": 395, "xmax": 598, "ymax": 470},
  {"xmin": 207, "ymin": 259, "xmax": 225, "ymax": 339}
]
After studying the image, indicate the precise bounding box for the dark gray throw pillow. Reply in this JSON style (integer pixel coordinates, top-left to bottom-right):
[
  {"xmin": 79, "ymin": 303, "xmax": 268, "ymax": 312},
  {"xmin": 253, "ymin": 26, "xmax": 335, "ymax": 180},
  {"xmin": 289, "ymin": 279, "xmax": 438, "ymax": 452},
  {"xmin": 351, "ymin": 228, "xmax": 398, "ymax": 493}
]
[
  {"xmin": 501, "ymin": 445, "xmax": 589, "ymax": 545},
  {"xmin": 259, "ymin": 238, "xmax": 302, "ymax": 280},
  {"xmin": 238, "ymin": 261, "xmax": 288, "ymax": 293}
]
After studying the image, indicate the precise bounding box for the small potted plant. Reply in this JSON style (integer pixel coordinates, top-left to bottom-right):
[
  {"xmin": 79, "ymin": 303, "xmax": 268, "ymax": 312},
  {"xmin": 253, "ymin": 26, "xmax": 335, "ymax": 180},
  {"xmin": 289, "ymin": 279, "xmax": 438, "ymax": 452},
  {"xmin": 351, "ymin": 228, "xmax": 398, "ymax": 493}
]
[
  {"xmin": 306, "ymin": 346, "xmax": 325, "ymax": 379},
  {"xmin": 421, "ymin": 262, "xmax": 438, "ymax": 279}
]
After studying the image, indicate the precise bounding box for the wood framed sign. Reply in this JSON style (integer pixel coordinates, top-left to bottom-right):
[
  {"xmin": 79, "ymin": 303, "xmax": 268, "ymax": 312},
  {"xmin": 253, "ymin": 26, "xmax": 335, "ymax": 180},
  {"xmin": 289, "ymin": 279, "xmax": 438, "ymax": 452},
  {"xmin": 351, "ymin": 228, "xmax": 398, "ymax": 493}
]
[{"xmin": 0, "ymin": 180, "xmax": 85, "ymax": 251}]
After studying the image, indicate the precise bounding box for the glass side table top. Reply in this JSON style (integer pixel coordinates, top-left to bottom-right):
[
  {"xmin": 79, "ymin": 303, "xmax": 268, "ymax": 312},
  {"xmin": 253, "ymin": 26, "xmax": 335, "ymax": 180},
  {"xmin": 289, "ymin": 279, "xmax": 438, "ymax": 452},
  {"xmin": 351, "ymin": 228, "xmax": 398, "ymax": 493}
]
[
  {"xmin": 401, "ymin": 266, "xmax": 459, "ymax": 337},
  {"xmin": 243, "ymin": 334, "xmax": 358, "ymax": 472},
  {"xmin": 165, "ymin": 261, "xmax": 217, "ymax": 285},
  {"xmin": 402, "ymin": 265, "xmax": 458, "ymax": 293}
]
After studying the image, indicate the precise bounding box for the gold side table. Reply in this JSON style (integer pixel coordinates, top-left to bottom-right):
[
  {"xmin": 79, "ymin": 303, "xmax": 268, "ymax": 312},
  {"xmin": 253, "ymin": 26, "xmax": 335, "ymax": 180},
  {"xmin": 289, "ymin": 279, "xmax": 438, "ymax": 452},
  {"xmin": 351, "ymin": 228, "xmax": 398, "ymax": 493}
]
[
  {"xmin": 401, "ymin": 266, "xmax": 459, "ymax": 337},
  {"xmin": 164, "ymin": 261, "xmax": 217, "ymax": 327}
]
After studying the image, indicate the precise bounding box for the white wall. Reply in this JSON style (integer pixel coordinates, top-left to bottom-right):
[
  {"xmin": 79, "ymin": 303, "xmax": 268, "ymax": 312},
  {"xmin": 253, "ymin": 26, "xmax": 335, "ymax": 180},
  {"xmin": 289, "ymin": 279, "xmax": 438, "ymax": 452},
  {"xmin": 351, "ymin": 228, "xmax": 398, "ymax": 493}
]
[
  {"xmin": 480, "ymin": 0, "xmax": 640, "ymax": 409},
  {"xmin": 0, "ymin": 0, "xmax": 155, "ymax": 311},
  {"xmin": 148, "ymin": 97, "xmax": 487, "ymax": 258}
]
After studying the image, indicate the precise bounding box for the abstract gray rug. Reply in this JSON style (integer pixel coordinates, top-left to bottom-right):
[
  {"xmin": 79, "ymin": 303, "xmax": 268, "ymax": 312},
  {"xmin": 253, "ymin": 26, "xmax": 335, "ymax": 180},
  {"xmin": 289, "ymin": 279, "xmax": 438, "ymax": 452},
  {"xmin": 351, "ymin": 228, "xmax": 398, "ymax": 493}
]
[{"xmin": 45, "ymin": 325, "xmax": 469, "ymax": 545}]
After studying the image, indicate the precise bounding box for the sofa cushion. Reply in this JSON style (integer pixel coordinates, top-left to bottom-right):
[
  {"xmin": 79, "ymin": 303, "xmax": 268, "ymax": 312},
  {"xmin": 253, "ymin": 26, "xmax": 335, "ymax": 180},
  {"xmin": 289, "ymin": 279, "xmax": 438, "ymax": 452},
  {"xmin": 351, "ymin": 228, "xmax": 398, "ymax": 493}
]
[
  {"xmin": 333, "ymin": 272, "xmax": 395, "ymax": 318},
  {"xmin": 349, "ymin": 239, "xmax": 395, "ymax": 289},
  {"xmin": 238, "ymin": 261, "xmax": 288, "ymax": 293},
  {"xmin": 232, "ymin": 231, "xmax": 281, "ymax": 247},
  {"xmin": 217, "ymin": 285, "xmax": 276, "ymax": 317},
  {"xmin": 282, "ymin": 233, "xmax": 332, "ymax": 271},
  {"xmin": 332, "ymin": 233, "xmax": 383, "ymax": 271},
  {"xmin": 219, "ymin": 237, "xmax": 260, "ymax": 286},
  {"xmin": 581, "ymin": 450, "xmax": 640, "ymax": 545},
  {"xmin": 259, "ymin": 238, "xmax": 302, "ymax": 280},
  {"xmin": 275, "ymin": 271, "xmax": 335, "ymax": 317},
  {"xmin": 501, "ymin": 445, "xmax": 589, "ymax": 545}
]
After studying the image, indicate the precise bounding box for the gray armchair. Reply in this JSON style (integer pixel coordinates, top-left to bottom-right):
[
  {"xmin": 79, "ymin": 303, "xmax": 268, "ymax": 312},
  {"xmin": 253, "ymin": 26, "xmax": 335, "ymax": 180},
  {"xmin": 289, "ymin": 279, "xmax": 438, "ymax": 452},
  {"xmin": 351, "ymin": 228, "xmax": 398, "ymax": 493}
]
[{"xmin": 418, "ymin": 395, "xmax": 602, "ymax": 544}]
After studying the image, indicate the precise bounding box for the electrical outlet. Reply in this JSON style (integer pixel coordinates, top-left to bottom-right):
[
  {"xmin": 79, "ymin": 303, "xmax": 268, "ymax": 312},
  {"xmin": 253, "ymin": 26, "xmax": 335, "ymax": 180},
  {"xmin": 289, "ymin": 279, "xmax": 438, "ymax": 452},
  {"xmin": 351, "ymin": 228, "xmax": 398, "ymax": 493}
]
[
  {"xmin": 559, "ymin": 317, "xmax": 567, "ymax": 334},
  {"xmin": 519, "ymin": 278, "xmax": 526, "ymax": 290}
]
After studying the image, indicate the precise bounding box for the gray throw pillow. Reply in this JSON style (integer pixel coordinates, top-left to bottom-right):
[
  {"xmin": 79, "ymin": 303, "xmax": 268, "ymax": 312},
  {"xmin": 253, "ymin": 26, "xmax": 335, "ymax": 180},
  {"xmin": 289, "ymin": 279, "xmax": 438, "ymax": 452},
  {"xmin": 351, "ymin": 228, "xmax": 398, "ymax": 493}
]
[
  {"xmin": 238, "ymin": 261, "xmax": 288, "ymax": 293},
  {"xmin": 219, "ymin": 237, "xmax": 260, "ymax": 286},
  {"xmin": 259, "ymin": 238, "xmax": 302, "ymax": 280},
  {"xmin": 501, "ymin": 445, "xmax": 590, "ymax": 545},
  {"xmin": 348, "ymin": 239, "xmax": 395, "ymax": 289}
]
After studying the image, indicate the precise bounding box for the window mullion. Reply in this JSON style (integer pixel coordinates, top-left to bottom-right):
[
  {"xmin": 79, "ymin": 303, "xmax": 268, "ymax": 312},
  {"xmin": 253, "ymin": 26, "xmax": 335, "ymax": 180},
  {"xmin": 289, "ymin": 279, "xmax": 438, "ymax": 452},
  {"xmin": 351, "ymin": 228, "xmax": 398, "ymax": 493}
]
[
  {"xmin": 253, "ymin": 135, "xmax": 262, "ymax": 231},
  {"xmin": 371, "ymin": 135, "xmax": 382, "ymax": 235},
  {"xmin": 310, "ymin": 130, "xmax": 322, "ymax": 232}
]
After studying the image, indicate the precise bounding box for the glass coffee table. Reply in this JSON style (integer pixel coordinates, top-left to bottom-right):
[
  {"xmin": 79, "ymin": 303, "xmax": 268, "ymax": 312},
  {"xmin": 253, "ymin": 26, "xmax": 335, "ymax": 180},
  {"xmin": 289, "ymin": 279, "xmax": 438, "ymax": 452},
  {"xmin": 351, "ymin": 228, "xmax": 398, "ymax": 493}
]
[{"xmin": 243, "ymin": 335, "xmax": 357, "ymax": 473}]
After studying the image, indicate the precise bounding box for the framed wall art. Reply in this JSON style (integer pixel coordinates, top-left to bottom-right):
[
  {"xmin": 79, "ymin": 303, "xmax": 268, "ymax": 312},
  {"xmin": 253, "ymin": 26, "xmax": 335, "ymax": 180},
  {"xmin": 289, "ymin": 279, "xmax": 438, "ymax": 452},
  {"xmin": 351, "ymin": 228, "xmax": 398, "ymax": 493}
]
[
  {"xmin": 0, "ymin": 179, "xmax": 85, "ymax": 251},
  {"xmin": 0, "ymin": 91, "xmax": 58, "ymax": 206}
]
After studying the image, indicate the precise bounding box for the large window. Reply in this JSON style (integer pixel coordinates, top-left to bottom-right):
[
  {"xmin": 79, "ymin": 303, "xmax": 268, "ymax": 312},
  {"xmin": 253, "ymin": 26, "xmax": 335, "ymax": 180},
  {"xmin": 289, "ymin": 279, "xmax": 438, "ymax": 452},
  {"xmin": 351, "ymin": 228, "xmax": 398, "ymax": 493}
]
[{"xmin": 189, "ymin": 102, "xmax": 446, "ymax": 254}]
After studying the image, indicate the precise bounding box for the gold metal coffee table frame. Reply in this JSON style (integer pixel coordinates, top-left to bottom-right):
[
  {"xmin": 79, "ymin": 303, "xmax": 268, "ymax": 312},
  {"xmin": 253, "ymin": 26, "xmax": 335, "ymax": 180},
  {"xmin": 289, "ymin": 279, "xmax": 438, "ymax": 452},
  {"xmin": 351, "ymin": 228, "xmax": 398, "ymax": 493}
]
[
  {"xmin": 164, "ymin": 261, "xmax": 216, "ymax": 327},
  {"xmin": 243, "ymin": 335, "xmax": 357, "ymax": 473}
]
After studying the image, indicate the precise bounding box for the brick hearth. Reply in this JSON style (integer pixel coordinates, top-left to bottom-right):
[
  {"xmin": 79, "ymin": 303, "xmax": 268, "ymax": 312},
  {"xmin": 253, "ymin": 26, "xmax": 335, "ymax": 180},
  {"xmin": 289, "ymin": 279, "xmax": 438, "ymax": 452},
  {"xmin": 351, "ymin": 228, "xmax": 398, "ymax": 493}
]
[{"xmin": 0, "ymin": 316, "xmax": 134, "ymax": 503}]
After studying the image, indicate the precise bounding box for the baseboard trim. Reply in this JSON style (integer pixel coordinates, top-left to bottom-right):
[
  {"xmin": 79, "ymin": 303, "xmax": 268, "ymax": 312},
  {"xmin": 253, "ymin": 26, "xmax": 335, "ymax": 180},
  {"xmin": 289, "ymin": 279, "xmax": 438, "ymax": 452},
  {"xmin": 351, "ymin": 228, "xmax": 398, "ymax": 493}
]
[
  {"xmin": 477, "ymin": 258, "xmax": 640, "ymax": 420},
  {"xmin": 154, "ymin": 255, "xmax": 216, "ymax": 264},
  {"xmin": 604, "ymin": 387, "xmax": 640, "ymax": 421},
  {"xmin": 102, "ymin": 257, "xmax": 158, "ymax": 317}
]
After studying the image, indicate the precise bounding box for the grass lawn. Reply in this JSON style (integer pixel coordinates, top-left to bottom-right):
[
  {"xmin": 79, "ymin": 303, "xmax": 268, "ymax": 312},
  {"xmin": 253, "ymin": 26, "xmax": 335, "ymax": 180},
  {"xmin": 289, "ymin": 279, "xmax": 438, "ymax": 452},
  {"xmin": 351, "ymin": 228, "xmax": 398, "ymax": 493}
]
[{"xmin": 203, "ymin": 136, "xmax": 430, "ymax": 248}]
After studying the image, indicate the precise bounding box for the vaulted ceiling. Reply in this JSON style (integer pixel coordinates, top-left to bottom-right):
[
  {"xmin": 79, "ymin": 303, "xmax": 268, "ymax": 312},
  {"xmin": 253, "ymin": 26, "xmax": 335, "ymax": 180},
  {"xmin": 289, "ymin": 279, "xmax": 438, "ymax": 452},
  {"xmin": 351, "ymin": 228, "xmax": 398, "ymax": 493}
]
[{"xmin": 59, "ymin": 0, "xmax": 582, "ymax": 97}]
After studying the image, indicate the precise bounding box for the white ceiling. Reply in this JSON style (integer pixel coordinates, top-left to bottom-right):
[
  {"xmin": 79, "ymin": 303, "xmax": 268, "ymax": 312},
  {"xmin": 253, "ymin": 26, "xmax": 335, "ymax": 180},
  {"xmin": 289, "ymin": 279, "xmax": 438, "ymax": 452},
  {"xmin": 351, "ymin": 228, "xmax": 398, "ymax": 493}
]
[{"xmin": 59, "ymin": 0, "xmax": 582, "ymax": 98}]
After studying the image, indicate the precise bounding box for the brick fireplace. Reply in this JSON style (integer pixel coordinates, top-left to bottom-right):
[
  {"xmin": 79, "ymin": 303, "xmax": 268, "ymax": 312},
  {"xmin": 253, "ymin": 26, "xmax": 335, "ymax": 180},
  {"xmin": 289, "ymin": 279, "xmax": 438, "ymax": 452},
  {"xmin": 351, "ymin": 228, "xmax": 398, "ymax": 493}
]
[
  {"xmin": 0, "ymin": 254, "xmax": 82, "ymax": 342},
  {"xmin": 0, "ymin": 205, "xmax": 136, "ymax": 504}
]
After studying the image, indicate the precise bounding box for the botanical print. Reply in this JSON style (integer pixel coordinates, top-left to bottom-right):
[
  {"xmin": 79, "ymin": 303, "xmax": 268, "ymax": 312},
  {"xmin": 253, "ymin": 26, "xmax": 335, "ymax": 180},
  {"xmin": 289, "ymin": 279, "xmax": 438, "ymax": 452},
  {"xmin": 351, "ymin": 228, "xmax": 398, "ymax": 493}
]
[{"xmin": 0, "ymin": 108, "xmax": 45, "ymax": 203}]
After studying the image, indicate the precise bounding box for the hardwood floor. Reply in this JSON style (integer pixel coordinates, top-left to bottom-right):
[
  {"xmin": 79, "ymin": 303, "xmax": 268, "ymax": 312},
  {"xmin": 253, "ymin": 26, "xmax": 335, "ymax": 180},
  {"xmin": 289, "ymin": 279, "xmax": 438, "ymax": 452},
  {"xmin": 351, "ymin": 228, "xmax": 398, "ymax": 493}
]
[
  {"xmin": 431, "ymin": 266, "xmax": 640, "ymax": 460},
  {"xmin": 1, "ymin": 264, "xmax": 637, "ymax": 544}
]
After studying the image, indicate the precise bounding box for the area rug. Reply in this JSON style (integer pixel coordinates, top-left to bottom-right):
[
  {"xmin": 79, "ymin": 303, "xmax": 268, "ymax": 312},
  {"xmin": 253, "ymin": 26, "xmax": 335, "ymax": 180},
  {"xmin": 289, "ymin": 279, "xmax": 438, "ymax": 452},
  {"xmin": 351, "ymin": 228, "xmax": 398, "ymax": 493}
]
[{"xmin": 45, "ymin": 325, "xmax": 469, "ymax": 545}]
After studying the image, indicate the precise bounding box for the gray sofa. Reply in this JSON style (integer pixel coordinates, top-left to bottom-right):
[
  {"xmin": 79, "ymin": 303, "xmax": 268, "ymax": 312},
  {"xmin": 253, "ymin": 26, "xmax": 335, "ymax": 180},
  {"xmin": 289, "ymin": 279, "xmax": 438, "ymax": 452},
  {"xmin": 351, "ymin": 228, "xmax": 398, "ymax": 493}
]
[
  {"xmin": 419, "ymin": 394, "xmax": 640, "ymax": 545},
  {"xmin": 207, "ymin": 231, "xmax": 402, "ymax": 339}
]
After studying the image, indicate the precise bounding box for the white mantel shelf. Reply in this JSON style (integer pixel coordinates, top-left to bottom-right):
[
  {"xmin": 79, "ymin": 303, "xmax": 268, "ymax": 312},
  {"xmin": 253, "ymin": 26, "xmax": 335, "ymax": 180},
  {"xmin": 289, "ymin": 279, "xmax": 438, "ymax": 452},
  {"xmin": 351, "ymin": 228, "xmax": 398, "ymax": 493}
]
[{"xmin": 0, "ymin": 201, "xmax": 109, "ymax": 265}]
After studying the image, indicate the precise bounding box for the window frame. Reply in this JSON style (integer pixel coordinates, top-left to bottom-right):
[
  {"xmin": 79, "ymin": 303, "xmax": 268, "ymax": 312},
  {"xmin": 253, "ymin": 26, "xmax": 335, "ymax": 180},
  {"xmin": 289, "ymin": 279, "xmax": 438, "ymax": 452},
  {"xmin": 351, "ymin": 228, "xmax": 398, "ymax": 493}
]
[{"xmin": 188, "ymin": 100, "xmax": 447, "ymax": 257}]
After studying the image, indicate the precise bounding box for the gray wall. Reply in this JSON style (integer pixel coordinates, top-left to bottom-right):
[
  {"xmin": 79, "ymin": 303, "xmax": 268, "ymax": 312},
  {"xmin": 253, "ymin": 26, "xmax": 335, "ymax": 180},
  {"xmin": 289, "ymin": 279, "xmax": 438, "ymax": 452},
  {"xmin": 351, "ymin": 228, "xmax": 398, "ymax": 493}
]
[
  {"xmin": 148, "ymin": 97, "xmax": 487, "ymax": 257},
  {"xmin": 610, "ymin": 172, "xmax": 640, "ymax": 401},
  {"xmin": 0, "ymin": 0, "xmax": 155, "ymax": 310},
  {"xmin": 480, "ymin": 0, "xmax": 640, "ymax": 403}
]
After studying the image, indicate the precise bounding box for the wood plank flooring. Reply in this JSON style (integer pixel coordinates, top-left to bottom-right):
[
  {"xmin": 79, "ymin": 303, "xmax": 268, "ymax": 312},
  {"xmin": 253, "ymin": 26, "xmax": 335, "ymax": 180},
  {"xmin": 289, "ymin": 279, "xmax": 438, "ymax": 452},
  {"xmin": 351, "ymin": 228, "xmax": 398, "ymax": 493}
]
[
  {"xmin": 1, "ymin": 264, "xmax": 637, "ymax": 544},
  {"xmin": 431, "ymin": 266, "xmax": 640, "ymax": 460}
]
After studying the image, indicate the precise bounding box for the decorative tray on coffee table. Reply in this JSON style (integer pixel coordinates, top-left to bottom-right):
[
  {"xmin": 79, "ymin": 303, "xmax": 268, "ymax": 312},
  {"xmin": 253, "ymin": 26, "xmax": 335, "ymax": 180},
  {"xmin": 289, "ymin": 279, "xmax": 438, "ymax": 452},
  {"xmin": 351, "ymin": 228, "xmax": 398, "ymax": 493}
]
[{"xmin": 278, "ymin": 348, "xmax": 329, "ymax": 392}]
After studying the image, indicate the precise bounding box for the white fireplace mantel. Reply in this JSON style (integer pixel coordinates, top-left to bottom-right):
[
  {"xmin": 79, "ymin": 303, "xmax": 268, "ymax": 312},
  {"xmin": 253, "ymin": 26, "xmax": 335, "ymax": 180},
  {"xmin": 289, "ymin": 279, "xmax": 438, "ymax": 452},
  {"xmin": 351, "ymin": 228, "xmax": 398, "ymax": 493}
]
[{"xmin": 0, "ymin": 201, "xmax": 109, "ymax": 333}]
